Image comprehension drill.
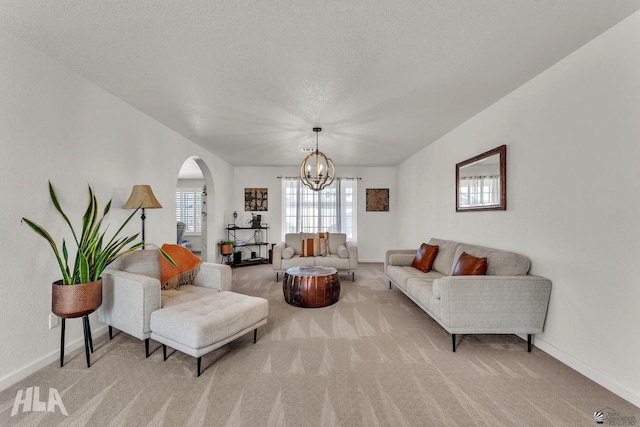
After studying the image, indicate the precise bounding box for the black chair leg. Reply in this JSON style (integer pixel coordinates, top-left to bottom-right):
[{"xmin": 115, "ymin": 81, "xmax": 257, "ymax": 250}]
[
  {"xmin": 108, "ymin": 325, "xmax": 113, "ymax": 340},
  {"xmin": 253, "ymin": 329, "xmax": 257, "ymax": 343},
  {"xmin": 276, "ymin": 272, "xmax": 279, "ymax": 282},
  {"xmin": 197, "ymin": 357, "xmax": 202, "ymax": 377},
  {"xmin": 60, "ymin": 318, "xmax": 66, "ymax": 367},
  {"xmin": 389, "ymin": 281, "xmax": 392, "ymax": 289},
  {"xmin": 145, "ymin": 338, "xmax": 150, "ymax": 358},
  {"xmin": 352, "ymin": 272, "xmax": 355, "ymax": 282},
  {"xmin": 452, "ymin": 334, "xmax": 456, "ymax": 352},
  {"xmin": 527, "ymin": 334, "xmax": 532, "ymax": 352},
  {"xmin": 163, "ymin": 344, "xmax": 167, "ymax": 361}
]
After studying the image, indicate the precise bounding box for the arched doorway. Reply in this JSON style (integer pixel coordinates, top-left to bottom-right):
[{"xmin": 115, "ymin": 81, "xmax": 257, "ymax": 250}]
[{"xmin": 176, "ymin": 157, "xmax": 214, "ymax": 261}]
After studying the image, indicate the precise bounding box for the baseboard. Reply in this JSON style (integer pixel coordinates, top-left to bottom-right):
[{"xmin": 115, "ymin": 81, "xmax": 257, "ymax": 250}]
[
  {"xmin": 529, "ymin": 335, "xmax": 640, "ymax": 407},
  {"xmin": 0, "ymin": 325, "xmax": 108, "ymax": 392}
]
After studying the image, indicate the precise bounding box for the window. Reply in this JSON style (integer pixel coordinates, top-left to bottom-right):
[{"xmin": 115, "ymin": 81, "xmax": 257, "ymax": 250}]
[
  {"xmin": 175, "ymin": 189, "xmax": 202, "ymax": 233},
  {"xmin": 458, "ymin": 175, "xmax": 500, "ymax": 208},
  {"xmin": 282, "ymin": 178, "xmax": 357, "ymax": 240}
]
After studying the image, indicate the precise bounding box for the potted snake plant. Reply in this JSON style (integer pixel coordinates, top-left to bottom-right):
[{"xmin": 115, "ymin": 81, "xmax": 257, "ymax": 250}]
[{"xmin": 22, "ymin": 181, "xmax": 175, "ymax": 318}]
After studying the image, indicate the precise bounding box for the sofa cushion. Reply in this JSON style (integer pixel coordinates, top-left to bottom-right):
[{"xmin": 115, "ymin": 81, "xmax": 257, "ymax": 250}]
[
  {"xmin": 454, "ymin": 244, "xmax": 531, "ymax": 276},
  {"xmin": 116, "ymin": 249, "xmax": 162, "ymax": 280},
  {"xmin": 452, "ymin": 252, "xmax": 488, "ymax": 276},
  {"xmin": 162, "ymin": 285, "xmax": 219, "ymax": 308},
  {"xmin": 428, "ymin": 238, "xmax": 460, "ymax": 276},
  {"xmin": 320, "ymin": 254, "xmax": 351, "ymax": 270},
  {"xmin": 387, "ymin": 265, "xmax": 444, "ymax": 292},
  {"xmin": 328, "ymin": 233, "xmax": 346, "ymax": 255},
  {"xmin": 282, "ymin": 247, "xmax": 295, "ymax": 259},
  {"xmin": 406, "ymin": 279, "xmax": 441, "ymax": 319},
  {"xmin": 281, "ymin": 255, "xmax": 315, "ymax": 270},
  {"xmin": 285, "ymin": 233, "xmax": 304, "ymax": 255},
  {"xmin": 412, "ymin": 243, "xmax": 439, "ymax": 272}
]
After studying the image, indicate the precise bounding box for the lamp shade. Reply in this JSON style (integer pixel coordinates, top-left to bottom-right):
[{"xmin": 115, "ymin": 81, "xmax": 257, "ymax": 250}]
[{"xmin": 122, "ymin": 185, "xmax": 162, "ymax": 209}]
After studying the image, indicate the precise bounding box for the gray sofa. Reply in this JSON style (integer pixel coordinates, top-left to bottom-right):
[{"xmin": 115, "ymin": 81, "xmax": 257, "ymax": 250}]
[
  {"xmin": 98, "ymin": 249, "xmax": 232, "ymax": 356},
  {"xmin": 272, "ymin": 232, "xmax": 358, "ymax": 281},
  {"xmin": 385, "ymin": 238, "xmax": 551, "ymax": 352}
]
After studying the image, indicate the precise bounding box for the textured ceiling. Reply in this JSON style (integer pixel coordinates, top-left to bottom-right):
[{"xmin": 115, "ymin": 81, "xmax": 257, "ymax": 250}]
[{"xmin": 2, "ymin": 1, "xmax": 640, "ymax": 167}]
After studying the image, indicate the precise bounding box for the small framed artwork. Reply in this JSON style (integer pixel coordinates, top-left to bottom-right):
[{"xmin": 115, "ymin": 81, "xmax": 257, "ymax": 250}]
[
  {"xmin": 245, "ymin": 188, "xmax": 268, "ymax": 211},
  {"xmin": 366, "ymin": 188, "xmax": 389, "ymax": 212}
]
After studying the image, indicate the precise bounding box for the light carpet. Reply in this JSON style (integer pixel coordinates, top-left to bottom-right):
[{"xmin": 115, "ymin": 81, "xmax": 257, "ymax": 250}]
[{"xmin": 1, "ymin": 263, "xmax": 637, "ymax": 426}]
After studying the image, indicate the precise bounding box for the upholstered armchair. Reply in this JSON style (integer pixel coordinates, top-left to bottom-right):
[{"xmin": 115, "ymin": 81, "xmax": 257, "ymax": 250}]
[{"xmin": 98, "ymin": 249, "xmax": 232, "ymax": 356}]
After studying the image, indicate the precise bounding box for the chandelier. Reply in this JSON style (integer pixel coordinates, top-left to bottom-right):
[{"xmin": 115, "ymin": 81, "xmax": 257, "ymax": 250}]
[{"xmin": 300, "ymin": 127, "xmax": 336, "ymax": 191}]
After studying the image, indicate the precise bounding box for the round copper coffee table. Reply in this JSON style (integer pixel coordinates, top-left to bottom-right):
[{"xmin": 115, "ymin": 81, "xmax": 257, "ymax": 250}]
[{"xmin": 283, "ymin": 266, "xmax": 340, "ymax": 308}]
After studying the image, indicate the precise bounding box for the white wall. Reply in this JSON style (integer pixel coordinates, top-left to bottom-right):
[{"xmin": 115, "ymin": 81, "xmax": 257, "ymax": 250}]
[
  {"xmin": 396, "ymin": 12, "xmax": 640, "ymax": 406},
  {"xmin": 0, "ymin": 30, "xmax": 233, "ymax": 389},
  {"xmin": 233, "ymin": 166, "xmax": 396, "ymax": 262}
]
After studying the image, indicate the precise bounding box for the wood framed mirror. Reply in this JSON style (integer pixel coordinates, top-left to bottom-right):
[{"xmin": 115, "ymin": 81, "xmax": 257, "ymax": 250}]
[{"xmin": 456, "ymin": 145, "xmax": 506, "ymax": 212}]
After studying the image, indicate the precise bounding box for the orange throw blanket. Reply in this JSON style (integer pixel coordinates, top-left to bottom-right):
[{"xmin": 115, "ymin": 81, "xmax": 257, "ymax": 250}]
[{"xmin": 158, "ymin": 244, "xmax": 202, "ymax": 290}]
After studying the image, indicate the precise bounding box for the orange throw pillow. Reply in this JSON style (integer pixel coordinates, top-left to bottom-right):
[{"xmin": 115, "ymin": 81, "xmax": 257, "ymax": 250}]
[
  {"xmin": 412, "ymin": 243, "xmax": 439, "ymax": 272},
  {"xmin": 301, "ymin": 238, "xmax": 318, "ymax": 257},
  {"xmin": 159, "ymin": 244, "xmax": 202, "ymax": 290},
  {"xmin": 452, "ymin": 252, "xmax": 488, "ymax": 276}
]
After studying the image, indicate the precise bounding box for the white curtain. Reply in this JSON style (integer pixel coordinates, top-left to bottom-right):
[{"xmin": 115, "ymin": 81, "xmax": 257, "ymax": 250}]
[
  {"xmin": 459, "ymin": 175, "xmax": 500, "ymax": 207},
  {"xmin": 282, "ymin": 177, "xmax": 357, "ymax": 240}
]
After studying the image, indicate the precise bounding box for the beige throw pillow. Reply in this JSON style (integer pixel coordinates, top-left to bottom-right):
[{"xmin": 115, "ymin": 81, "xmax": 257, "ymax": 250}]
[
  {"xmin": 282, "ymin": 247, "xmax": 295, "ymax": 259},
  {"xmin": 338, "ymin": 244, "xmax": 349, "ymax": 259},
  {"xmin": 318, "ymin": 232, "xmax": 328, "ymax": 256}
]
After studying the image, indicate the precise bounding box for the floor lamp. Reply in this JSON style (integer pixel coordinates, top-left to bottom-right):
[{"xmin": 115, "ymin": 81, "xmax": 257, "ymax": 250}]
[{"xmin": 123, "ymin": 185, "xmax": 162, "ymax": 249}]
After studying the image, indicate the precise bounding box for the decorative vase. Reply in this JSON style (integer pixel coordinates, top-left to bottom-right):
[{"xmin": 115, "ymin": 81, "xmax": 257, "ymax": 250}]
[
  {"xmin": 220, "ymin": 244, "xmax": 233, "ymax": 256},
  {"xmin": 52, "ymin": 278, "xmax": 102, "ymax": 318}
]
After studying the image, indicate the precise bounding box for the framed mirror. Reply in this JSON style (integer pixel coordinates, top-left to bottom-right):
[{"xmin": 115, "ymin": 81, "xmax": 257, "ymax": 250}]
[{"xmin": 456, "ymin": 145, "xmax": 506, "ymax": 212}]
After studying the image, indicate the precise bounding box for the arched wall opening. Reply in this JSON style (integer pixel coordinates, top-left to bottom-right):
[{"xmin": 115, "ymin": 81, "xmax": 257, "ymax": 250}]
[{"xmin": 176, "ymin": 156, "xmax": 215, "ymax": 261}]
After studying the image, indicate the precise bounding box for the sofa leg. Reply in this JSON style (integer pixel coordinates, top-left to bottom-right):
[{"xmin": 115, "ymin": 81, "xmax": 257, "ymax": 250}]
[
  {"xmin": 452, "ymin": 334, "xmax": 456, "ymax": 352},
  {"xmin": 527, "ymin": 334, "xmax": 532, "ymax": 352},
  {"xmin": 162, "ymin": 344, "xmax": 167, "ymax": 361},
  {"xmin": 108, "ymin": 325, "xmax": 113, "ymax": 340},
  {"xmin": 352, "ymin": 272, "xmax": 355, "ymax": 282},
  {"xmin": 253, "ymin": 329, "xmax": 257, "ymax": 343},
  {"xmin": 389, "ymin": 281, "xmax": 392, "ymax": 289},
  {"xmin": 145, "ymin": 338, "xmax": 150, "ymax": 358},
  {"xmin": 197, "ymin": 357, "xmax": 202, "ymax": 377},
  {"xmin": 276, "ymin": 272, "xmax": 279, "ymax": 282}
]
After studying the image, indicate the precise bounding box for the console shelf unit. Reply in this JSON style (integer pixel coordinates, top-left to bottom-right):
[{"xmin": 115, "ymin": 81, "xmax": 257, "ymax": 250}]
[{"xmin": 225, "ymin": 226, "xmax": 270, "ymax": 267}]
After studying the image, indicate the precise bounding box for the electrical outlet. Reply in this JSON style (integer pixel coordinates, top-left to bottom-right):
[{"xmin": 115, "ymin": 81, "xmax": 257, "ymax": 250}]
[{"xmin": 49, "ymin": 313, "xmax": 60, "ymax": 329}]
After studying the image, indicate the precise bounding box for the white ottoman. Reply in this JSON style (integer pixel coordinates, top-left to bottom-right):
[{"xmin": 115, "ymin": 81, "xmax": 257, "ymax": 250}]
[{"xmin": 150, "ymin": 291, "xmax": 268, "ymax": 376}]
